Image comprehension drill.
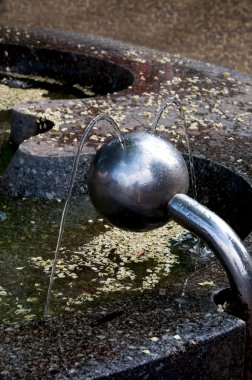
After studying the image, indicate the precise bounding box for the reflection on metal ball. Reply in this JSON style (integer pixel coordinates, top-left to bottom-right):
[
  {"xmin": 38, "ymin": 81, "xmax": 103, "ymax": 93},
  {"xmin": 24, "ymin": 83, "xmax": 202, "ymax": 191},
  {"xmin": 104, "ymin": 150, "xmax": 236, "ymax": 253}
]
[{"xmin": 87, "ymin": 131, "xmax": 189, "ymax": 232}]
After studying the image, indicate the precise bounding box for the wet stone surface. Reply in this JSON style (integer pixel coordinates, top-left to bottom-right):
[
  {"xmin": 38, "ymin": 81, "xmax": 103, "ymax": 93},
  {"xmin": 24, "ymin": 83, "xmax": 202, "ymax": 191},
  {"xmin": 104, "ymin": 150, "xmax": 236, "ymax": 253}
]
[
  {"xmin": 0, "ymin": 280, "xmax": 246, "ymax": 379},
  {"xmin": 0, "ymin": 0, "xmax": 251, "ymax": 74},
  {"xmin": 0, "ymin": 28, "xmax": 251, "ymax": 199},
  {"xmin": 0, "ymin": 27, "xmax": 251, "ymax": 379}
]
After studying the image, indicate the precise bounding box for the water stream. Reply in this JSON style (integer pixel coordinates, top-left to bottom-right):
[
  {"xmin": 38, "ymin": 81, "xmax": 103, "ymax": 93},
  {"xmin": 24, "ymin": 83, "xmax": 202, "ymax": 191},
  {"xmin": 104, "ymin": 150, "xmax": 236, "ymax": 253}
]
[
  {"xmin": 45, "ymin": 113, "xmax": 123, "ymax": 316},
  {"xmin": 45, "ymin": 101, "xmax": 213, "ymax": 318},
  {"xmin": 0, "ymin": 81, "xmax": 216, "ymax": 323},
  {"xmin": 0, "ymin": 190, "xmax": 210, "ymax": 323},
  {"xmin": 151, "ymin": 97, "xmax": 198, "ymax": 200},
  {"xmin": 152, "ymin": 97, "xmax": 209, "ymax": 301}
]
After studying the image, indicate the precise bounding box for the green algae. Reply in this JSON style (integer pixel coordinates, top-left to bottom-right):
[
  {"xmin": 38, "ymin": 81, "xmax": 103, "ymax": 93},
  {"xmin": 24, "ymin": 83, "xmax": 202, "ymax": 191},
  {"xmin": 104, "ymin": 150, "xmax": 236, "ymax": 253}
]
[
  {"xmin": 0, "ymin": 75, "xmax": 216, "ymax": 323},
  {"xmin": 0, "ymin": 188, "xmax": 215, "ymax": 323},
  {"xmin": 0, "ymin": 193, "xmax": 183, "ymax": 322}
]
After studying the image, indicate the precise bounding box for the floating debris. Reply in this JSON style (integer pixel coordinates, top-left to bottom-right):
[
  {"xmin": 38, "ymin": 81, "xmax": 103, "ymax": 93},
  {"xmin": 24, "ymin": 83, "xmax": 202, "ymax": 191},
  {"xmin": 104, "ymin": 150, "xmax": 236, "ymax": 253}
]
[
  {"xmin": 197, "ymin": 280, "xmax": 214, "ymax": 287},
  {"xmin": 30, "ymin": 220, "xmax": 184, "ymax": 310}
]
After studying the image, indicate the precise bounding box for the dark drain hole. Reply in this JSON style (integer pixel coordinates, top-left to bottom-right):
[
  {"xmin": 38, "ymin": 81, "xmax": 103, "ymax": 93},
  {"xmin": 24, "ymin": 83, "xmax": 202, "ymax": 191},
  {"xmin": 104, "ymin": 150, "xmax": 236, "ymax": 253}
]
[
  {"xmin": 91, "ymin": 310, "xmax": 124, "ymax": 327},
  {"xmin": 212, "ymin": 288, "xmax": 240, "ymax": 316}
]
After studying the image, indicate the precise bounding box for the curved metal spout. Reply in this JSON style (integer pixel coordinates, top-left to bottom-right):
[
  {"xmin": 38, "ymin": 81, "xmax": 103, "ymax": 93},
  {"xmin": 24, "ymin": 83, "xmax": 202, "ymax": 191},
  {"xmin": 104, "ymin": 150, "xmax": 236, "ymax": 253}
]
[
  {"xmin": 168, "ymin": 193, "xmax": 252, "ymax": 380},
  {"xmin": 86, "ymin": 126, "xmax": 252, "ymax": 377}
]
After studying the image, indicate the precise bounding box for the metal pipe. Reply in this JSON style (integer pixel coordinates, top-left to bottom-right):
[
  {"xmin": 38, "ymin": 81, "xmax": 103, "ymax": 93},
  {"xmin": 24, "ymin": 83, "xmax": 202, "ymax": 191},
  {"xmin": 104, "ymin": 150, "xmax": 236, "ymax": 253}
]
[
  {"xmin": 86, "ymin": 128, "xmax": 252, "ymax": 378},
  {"xmin": 168, "ymin": 193, "xmax": 252, "ymax": 380}
]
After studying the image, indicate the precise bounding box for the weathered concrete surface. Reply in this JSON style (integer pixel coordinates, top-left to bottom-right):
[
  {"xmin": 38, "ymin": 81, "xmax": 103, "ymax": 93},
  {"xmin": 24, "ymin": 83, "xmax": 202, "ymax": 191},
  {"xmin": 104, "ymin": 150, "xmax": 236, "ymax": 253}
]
[
  {"xmin": 0, "ymin": 273, "xmax": 246, "ymax": 380},
  {"xmin": 0, "ymin": 27, "xmax": 251, "ymax": 379},
  {"xmin": 0, "ymin": 28, "xmax": 251, "ymax": 201},
  {"xmin": 0, "ymin": 0, "xmax": 251, "ymax": 74}
]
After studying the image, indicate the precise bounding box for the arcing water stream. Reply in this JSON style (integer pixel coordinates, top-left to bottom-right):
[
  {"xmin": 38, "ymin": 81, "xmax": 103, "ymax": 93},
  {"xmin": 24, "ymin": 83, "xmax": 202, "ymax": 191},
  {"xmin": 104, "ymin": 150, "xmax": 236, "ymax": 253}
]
[
  {"xmin": 44, "ymin": 99, "xmax": 215, "ymax": 318},
  {"xmin": 0, "ymin": 80, "xmax": 215, "ymax": 323}
]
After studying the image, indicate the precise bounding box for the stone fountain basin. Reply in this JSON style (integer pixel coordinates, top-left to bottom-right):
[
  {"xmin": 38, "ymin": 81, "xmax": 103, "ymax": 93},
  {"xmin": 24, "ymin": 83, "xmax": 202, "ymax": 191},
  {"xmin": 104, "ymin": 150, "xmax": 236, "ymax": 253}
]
[{"xmin": 0, "ymin": 27, "xmax": 251, "ymax": 379}]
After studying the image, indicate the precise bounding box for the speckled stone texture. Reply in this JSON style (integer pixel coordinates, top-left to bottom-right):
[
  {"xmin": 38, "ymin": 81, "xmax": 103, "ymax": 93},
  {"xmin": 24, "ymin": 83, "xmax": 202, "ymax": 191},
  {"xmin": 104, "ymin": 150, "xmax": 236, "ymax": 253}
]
[
  {"xmin": 0, "ymin": 28, "xmax": 251, "ymax": 202},
  {"xmin": 0, "ymin": 0, "xmax": 251, "ymax": 74},
  {"xmin": 0, "ymin": 287, "xmax": 246, "ymax": 379},
  {"xmin": 0, "ymin": 27, "xmax": 251, "ymax": 379}
]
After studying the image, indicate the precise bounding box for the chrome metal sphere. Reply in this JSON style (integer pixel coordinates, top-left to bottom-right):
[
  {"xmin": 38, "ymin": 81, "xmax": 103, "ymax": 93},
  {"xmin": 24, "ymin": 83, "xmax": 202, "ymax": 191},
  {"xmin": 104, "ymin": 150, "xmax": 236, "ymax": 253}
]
[{"xmin": 87, "ymin": 131, "xmax": 189, "ymax": 232}]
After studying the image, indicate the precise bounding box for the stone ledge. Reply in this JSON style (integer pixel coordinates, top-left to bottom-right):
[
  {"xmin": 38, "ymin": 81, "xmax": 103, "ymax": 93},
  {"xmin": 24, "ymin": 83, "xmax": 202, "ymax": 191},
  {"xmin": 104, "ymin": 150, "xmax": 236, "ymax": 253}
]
[
  {"xmin": 0, "ymin": 286, "xmax": 246, "ymax": 380},
  {"xmin": 0, "ymin": 27, "xmax": 251, "ymax": 199}
]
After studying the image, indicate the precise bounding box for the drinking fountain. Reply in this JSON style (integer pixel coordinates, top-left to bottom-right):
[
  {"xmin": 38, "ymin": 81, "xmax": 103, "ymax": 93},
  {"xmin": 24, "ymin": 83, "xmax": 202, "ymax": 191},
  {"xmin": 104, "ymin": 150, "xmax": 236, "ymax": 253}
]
[
  {"xmin": 0, "ymin": 27, "xmax": 251, "ymax": 379},
  {"xmin": 87, "ymin": 129, "xmax": 252, "ymax": 379},
  {"xmin": 43, "ymin": 107, "xmax": 252, "ymax": 379}
]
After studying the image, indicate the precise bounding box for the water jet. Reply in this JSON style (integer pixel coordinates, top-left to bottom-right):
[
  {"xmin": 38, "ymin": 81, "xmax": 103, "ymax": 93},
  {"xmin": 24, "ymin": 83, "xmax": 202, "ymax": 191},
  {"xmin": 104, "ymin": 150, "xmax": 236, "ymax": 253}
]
[
  {"xmin": 86, "ymin": 127, "xmax": 252, "ymax": 379},
  {"xmin": 0, "ymin": 27, "xmax": 251, "ymax": 379}
]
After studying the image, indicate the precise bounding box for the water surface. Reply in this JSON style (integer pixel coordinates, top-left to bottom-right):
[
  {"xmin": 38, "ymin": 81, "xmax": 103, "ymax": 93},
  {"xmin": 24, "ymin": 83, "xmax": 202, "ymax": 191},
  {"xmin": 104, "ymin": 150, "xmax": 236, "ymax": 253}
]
[{"xmin": 0, "ymin": 77, "xmax": 215, "ymax": 323}]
